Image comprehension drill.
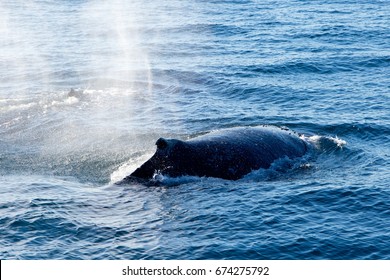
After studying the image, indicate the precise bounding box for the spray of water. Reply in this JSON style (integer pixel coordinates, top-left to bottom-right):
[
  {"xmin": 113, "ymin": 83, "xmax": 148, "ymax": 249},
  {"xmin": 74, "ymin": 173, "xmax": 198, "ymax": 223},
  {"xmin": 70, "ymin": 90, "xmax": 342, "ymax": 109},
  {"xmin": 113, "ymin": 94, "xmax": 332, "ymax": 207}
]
[
  {"xmin": 0, "ymin": 1, "xmax": 159, "ymax": 184},
  {"xmin": 80, "ymin": 0, "xmax": 153, "ymax": 90},
  {"xmin": 0, "ymin": 1, "xmax": 53, "ymax": 95}
]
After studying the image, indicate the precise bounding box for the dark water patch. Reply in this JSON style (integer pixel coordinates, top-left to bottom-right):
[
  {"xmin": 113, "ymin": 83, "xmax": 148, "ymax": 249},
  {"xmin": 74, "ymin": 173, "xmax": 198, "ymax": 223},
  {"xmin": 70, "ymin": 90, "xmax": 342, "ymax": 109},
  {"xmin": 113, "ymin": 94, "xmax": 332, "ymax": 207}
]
[
  {"xmin": 289, "ymin": 185, "xmax": 390, "ymax": 213},
  {"xmin": 160, "ymin": 23, "xmax": 248, "ymax": 38},
  {"xmin": 356, "ymin": 56, "xmax": 390, "ymax": 69},
  {"xmin": 229, "ymin": 55, "xmax": 389, "ymax": 77},
  {"xmin": 290, "ymin": 24, "xmax": 389, "ymax": 42}
]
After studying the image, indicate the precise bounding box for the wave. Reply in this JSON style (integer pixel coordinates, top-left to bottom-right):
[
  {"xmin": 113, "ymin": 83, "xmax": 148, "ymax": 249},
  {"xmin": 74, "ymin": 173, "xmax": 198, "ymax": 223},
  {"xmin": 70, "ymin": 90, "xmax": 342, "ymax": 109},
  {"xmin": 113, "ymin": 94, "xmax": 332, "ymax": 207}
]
[
  {"xmin": 156, "ymin": 23, "xmax": 248, "ymax": 37},
  {"xmin": 2, "ymin": 87, "xmax": 382, "ymax": 186},
  {"xmin": 291, "ymin": 122, "xmax": 390, "ymax": 141},
  {"xmin": 230, "ymin": 55, "xmax": 390, "ymax": 76}
]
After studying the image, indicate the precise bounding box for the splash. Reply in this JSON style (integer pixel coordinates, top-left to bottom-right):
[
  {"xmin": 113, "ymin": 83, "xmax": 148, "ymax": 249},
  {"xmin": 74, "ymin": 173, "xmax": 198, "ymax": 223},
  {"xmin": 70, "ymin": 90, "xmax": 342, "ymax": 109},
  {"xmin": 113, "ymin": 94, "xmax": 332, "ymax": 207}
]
[
  {"xmin": 306, "ymin": 135, "xmax": 347, "ymax": 151},
  {"xmin": 110, "ymin": 152, "xmax": 154, "ymax": 184}
]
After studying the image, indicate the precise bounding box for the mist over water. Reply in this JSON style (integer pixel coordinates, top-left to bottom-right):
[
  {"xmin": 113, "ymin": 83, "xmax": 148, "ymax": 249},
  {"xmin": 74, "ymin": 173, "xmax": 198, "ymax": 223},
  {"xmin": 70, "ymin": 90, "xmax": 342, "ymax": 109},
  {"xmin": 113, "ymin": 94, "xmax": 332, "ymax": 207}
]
[
  {"xmin": 1, "ymin": 0, "xmax": 390, "ymax": 259},
  {"xmin": 1, "ymin": 0, "xmax": 153, "ymax": 92},
  {"xmin": 1, "ymin": 0, "xmax": 165, "ymax": 184}
]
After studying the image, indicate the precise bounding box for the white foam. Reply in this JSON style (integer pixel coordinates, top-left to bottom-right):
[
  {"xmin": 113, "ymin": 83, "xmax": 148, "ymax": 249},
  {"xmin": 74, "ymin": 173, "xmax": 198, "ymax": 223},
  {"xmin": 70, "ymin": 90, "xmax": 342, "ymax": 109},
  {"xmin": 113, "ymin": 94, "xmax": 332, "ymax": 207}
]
[
  {"xmin": 307, "ymin": 135, "xmax": 347, "ymax": 149},
  {"xmin": 110, "ymin": 152, "xmax": 154, "ymax": 184}
]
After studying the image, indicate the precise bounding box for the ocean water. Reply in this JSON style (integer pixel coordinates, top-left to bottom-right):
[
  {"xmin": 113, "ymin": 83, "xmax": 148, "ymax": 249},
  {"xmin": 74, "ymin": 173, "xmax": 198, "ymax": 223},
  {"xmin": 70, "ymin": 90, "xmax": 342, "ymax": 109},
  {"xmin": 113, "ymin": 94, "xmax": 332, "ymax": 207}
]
[{"xmin": 0, "ymin": 0, "xmax": 389, "ymax": 259}]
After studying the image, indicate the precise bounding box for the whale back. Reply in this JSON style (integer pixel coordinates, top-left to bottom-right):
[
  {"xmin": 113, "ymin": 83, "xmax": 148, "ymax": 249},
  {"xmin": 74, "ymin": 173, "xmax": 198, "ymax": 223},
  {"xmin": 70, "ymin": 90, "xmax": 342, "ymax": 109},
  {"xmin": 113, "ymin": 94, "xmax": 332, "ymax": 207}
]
[{"xmin": 128, "ymin": 126, "xmax": 308, "ymax": 181}]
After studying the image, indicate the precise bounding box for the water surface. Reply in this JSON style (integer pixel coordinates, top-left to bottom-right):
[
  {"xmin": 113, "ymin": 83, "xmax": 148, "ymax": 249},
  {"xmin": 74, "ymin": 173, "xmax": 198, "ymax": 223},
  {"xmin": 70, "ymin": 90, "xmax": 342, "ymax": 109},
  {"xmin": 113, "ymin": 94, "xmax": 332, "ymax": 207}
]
[{"xmin": 1, "ymin": 0, "xmax": 389, "ymax": 259}]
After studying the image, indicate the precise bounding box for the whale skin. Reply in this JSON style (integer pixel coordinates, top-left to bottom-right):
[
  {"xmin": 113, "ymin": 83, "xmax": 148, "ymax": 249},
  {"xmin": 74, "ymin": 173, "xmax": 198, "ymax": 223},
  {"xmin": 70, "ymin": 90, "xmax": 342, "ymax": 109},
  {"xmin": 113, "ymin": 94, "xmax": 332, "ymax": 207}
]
[{"xmin": 121, "ymin": 126, "xmax": 309, "ymax": 182}]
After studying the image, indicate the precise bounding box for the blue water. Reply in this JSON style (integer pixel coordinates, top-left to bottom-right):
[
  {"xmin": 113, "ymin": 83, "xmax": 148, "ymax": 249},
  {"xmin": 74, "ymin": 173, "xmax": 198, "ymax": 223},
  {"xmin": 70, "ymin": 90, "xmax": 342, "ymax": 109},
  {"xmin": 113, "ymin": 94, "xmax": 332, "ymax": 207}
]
[{"xmin": 1, "ymin": 0, "xmax": 389, "ymax": 259}]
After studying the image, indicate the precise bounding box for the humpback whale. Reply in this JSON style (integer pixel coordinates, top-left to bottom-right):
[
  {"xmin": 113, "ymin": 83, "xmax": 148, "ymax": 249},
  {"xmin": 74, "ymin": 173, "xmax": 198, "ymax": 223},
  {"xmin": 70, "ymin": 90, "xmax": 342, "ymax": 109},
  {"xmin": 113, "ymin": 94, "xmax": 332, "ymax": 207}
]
[{"xmin": 121, "ymin": 126, "xmax": 309, "ymax": 183}]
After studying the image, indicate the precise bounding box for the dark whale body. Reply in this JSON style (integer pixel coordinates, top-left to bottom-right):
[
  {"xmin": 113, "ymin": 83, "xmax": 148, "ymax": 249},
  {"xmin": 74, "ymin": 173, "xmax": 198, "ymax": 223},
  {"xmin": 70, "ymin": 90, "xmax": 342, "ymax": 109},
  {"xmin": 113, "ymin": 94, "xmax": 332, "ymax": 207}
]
[{"xmin": 123, "ymin": 126, "xmax": 308, "ymax": 182}]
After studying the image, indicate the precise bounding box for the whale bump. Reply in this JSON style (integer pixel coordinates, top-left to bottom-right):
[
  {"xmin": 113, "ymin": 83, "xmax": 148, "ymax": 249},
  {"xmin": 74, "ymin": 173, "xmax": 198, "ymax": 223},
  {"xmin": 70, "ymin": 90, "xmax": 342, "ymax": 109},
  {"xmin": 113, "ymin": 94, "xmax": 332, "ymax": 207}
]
[{"xmin": 121, "ymin": 125, "xmax": 309, "ymax": 183}]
